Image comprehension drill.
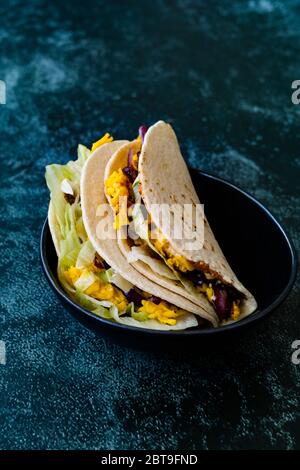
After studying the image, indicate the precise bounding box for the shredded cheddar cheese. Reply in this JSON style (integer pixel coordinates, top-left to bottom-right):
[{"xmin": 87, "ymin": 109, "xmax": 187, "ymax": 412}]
[
  {"xmin": 206, "ymin": 284, "xmax": 215, "ymax": 303},
  {"xmin": 132, "ymin": 153, "xmax": 139, "ymax": 170},
  {"xmin": 138, "ymin": 300, "xmax": 180, "ymax": 326},
  {"xmin": 64, "ymin": 266, "xmax": 81, "ymax": 285},
  {"xmin": 151, "ymin": 230, "xmax": 194, "ymax": 272},
  {"xmin": 166, "ymin": 254, "xmax": 195, "ymax": 272},
  {"xmin": 231, "ymin": 301, "xmax": 241, "ymax": 320},
  {"xmin": 91, "ymin": 133, "xmax": 113, "ymax": 152},
  {"xmin": 64, "ymin": 266, "xmax": 128, "ymax": 312},
  {"xmin": 105, "ymin": 169, "xmax": 130, "ymax": 229}
]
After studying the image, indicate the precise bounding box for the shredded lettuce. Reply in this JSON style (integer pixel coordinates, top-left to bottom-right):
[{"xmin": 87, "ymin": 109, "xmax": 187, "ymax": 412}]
[
  {"xmin": 74, "ymin": 291, "xmax": 112, "ymax": 319},
  {"xmin": 132, "ymin": 176, "xmax": 140, "ymax": 188},
  {"xmin": 74, "ymin": 290, "xmax": 97, "ymax": 310},
  {"xmin": 46, "ymin": 164, "xmax": 70, "ymax": 239},
  {"xmin": 74, "ymin": 270, "xmax": 98, "ymax": 292},
  {"xmin": 109, "ymin": 305, "xmax": 197, "ymax": 330},
  {"xmin": 76, "ymin": 240, "xmax": 96, "ymax": 268},
  {"xmin": 132, "ymin": 203, "xmax": 149, "ymax": 241},
  {"xmin": 77, "ymin": 144, "xmax": 91, "ymax": 167},
  {"xmin": 132, "ymin": 310, "xmax": 148, "ymax": 322},
  {"xmin": 97, "ymin": 268, "xmax": 114, "ymax": 283},
  {"xmin": 132, "ymin": 184, "xmax": 151, "ymax": 242}
]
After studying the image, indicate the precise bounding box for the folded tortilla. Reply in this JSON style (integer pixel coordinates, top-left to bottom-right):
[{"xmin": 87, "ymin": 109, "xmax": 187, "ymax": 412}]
[{"xmin": 104, "ymin": 122, "xmax": 257, "ymax": 325}]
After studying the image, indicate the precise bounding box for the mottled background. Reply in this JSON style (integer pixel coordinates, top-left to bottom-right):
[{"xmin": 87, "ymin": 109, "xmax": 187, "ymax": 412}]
[{"xmin": 0, "ymin": 0, "xmax": 299, "ymax": 450}]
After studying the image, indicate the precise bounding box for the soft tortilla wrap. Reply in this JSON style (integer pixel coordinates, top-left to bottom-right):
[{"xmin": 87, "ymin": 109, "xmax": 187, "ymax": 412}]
[
  {"xmin": 104, "ymin": 124, "xmax": 257, "ymax": 323},
  {"xmin": 139, "ymin": 121, "xmax": 257, "ymax": 318}
]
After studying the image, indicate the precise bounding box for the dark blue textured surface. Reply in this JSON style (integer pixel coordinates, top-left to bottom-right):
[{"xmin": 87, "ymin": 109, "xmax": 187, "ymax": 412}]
[{"xmin": 0, "ymin": 0, "xmax": 299, "ymax": 450}]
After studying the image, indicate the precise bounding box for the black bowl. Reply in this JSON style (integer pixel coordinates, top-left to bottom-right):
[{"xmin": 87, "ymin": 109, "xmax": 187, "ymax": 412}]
[{"xmin": 40, "ymin": 169, "xmax": 297, "ymax": 345}]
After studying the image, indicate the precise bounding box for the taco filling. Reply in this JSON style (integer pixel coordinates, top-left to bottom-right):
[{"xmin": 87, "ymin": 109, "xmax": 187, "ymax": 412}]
[
  {"xmin": 105, "ymin": 127, "xmax": 244, "ymax": 323},
  {"xmin": 149, "ymin": 227, "xmax": 244, "ymax": 322}
]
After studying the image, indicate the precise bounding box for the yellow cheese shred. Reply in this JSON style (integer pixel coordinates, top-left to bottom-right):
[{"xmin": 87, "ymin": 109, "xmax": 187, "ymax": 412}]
[
  {"xmin": 138, "ymin": 300, "xmax": 180, "ymax": 326},
  {"xmin": 105, "ymin": 169, "xmax": 130, "ymax": 229}
]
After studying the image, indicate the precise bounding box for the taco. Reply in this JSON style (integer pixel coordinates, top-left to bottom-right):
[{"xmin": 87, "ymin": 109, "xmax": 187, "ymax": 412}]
[
  {"xmin": 104, "ymin": 121, "xmax": 257, "ymax": 325},
  {"xmin": 45, "ymin": 136, "xmax": 216, "ymax": 331}
]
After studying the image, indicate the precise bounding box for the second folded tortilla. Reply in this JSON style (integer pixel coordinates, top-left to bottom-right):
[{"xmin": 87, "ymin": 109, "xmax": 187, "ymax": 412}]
[{"xmin": 104, "ymin": 122, "xmax": 257, "ymax": 325}]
